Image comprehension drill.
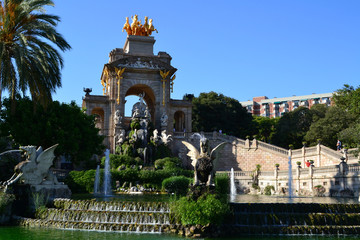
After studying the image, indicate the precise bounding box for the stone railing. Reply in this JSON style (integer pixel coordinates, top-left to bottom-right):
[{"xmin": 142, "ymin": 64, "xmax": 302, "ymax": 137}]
[
  {"xmin": 217, "ymin": 170, "xmax": 253, "ymax": 177},
  {"xmin": 312, "ymin": 165, "xmax": 338, "ymax": 174},
  {"xmin": 304, "ymin": 146, "xmax": 317, "ymax": 155},
  {"xmin": 256, "ymin": 141, "xmax": 288, "ymax": 156},
  {"xmin": 320, "ymin": 145, "xmax": 343, "ymax": 160},
  {"xmin": 225, "ymin": 162, "xmax": 360, "ymax": 196},
  {"xmin": 348, "ymin": 164, "xmax": 360, "ymax": 172}
]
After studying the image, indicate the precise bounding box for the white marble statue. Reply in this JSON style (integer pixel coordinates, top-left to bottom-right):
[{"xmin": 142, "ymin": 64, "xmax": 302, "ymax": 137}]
[
  {"xmin": 160, "ymin": 130, "xmax": 172, "ymax": 146},
  {"xmin": 114, "ymin": 110, "xmax": 122, "ymax": 125},
  {"xmin": 151, "ymin": 129, "xmax": 159, "ymax": 144},
  {"xmin": 145, "ymin": 107, "xmax": 151, "ymax": 119},
  {"xmin": 161, "ymin": 112, "xmax": 168, "ymax": 127},
  {"xmin": 3, "ymin": 144, "xmax": 59, "ymax": 186}
]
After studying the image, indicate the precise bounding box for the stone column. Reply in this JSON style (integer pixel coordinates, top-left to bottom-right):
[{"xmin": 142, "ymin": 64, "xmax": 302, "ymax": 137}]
[
  {"xmin": 302, "ymin": 145, "xmax": 306, "ymax": 166},
  {"xmin": 296, "ymin": 166, "xmax": 301, "ymax": 195},
  {"xmin": 316, "ymin": 143, "xmax": 321, "ymax": 167},
  {"xmin": 309, "ymin": 164, "xmax": 314, "ymax": 193},
  {"xmin": 339, "ymin": 157, "xmax": 348, "ymax": 190},
  {"xmin": 245, "ymin": 138, "xmax": 250, "ymax": 149},
  {"xmin": 274, "ymin": 166, "xmax": 279, "ymax": 192},
  {"xmin": 252, "ymin": 138, "xmax": 258, "ymax": 150}
]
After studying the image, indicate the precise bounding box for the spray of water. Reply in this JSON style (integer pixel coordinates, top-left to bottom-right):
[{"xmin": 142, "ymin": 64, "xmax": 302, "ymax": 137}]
[
  {"xmin": 230, "ymin": 168, "xmax": 236, "ymax": 202},
  {"xmin": 94, "ymin": 165, "xmax": 100, "ymax": 195},
  {"xmin": 103, "ymin": 149, "xmax": 112, "ymax": 196},
  {"xmin": 288, "ymin": 156, "xmax": 293, "ymax": 199}
]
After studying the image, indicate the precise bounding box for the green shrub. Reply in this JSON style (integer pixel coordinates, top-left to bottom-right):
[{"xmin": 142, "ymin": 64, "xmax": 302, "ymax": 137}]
[
  {"xmin": 264, "ymin": 185, "xmax": 275, "ymax": 195},
  {"xmin": 162, "ymin": 176, "xmax": 191, "ymax": 195},
  {"xmin": 252, "ymin": 183, "xmax": 260, "ymax": 190},
  {"xmin": 153, "ymin": 144, "xmax": 173, "ymax": 160},
  {"xmin": 130, "ymin": 119, "xmax": 140, "ymax": 130},
  {"xmin": 171, "ymin": 194, "xmax": 229, "ymax": 225},
  {"xmin": 121, "ymin": 143, "xmax": 134, "ymax": 157},
  {"xmin": 112, "ymin": 168, "xmax": 139, "ymax": 185},
  {"xmin": 65, "ymin": 170, "xmax": 97, "ymax": 193},
  {"xmin": 101, "ymin": 154, "xmax": 140, "ymax": 169},
  {"xmin": 215, "ymin": 173, "xmax": 229, "ymax": 195},
  {"xmin": 154, "ymin": 157, "xmax": 181, "ymax": 169}
]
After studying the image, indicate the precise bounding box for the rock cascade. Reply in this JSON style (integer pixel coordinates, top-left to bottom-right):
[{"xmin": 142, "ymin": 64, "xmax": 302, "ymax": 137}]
[{"xmin": 18, "ymin": 199, "xmax": 180, "ymax": 233}]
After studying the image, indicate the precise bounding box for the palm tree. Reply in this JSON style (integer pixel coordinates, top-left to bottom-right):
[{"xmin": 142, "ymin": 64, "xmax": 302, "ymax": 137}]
[{"xmin": 0, "ymin": 0, "xmax": 71, "ymax": 109}]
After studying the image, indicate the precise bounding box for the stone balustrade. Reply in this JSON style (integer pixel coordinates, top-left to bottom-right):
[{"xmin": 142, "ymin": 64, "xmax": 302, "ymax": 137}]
[{"xmin": 217, "ymin": 162, "xmax": 360, "ymax": 197}]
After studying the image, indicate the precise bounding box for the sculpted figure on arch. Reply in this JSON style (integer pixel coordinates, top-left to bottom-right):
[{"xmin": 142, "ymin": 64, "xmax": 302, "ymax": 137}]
[{"xmin": 122, "ymin": 15, "xmax": 158, "ymax": 36}]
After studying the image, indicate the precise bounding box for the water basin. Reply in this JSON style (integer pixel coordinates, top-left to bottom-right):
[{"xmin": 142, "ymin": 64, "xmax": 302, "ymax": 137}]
[{"xmin": 230, "ymin": 194, "xmax": 359, "ymax": 204}]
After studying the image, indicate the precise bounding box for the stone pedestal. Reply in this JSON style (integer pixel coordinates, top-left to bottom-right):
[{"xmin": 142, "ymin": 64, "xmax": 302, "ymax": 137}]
[
  {"xmin": 124, "ymin": 35, "xmax": 155, "ymax": 55},
  {"xmin": 31, "ymin": 184, "xmax": 71, "ymax": 201}
]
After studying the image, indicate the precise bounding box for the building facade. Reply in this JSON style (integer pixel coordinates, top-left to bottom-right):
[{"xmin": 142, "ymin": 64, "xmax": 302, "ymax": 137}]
[
  {"xmin": 240, "ymin": 93, "xmax": 333, "ymax": 118},
  {"xmin": 82, "ymin": 33, "xmax": 192, "ymax": 153}
]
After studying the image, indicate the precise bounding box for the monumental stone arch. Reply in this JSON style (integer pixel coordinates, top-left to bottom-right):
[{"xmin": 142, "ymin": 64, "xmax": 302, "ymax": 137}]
[{"xmin": 82, "ymin": 17, "xmax": 192, "ymax": 152}]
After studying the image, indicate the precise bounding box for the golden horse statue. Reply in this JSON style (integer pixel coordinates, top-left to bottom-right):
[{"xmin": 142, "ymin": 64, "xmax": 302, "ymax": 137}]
[
  {"xmin": 122, "ymin": 17, "xmax": 132, "ymax": 35},
  {"xmin": 123, "ymin": 15, "xmax": 158, "ymax": 36},
  {"xmin": 131, "ymin": 15, "xmax": 141, "ymax": 35}
]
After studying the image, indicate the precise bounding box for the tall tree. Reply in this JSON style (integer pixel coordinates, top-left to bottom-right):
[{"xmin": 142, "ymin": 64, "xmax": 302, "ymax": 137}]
[
  {"xmin": 0, "ymin": 0, "xmax": 71, "ymax": 108},
  {"xmin": 304, "ymin": 107, "xmax": 356, "ymax": 149},
  {"xmin": 252, "ymin": 116, "xmax": 278, "ymax": 143},
  {"xmin": 333, "ymin": 84, "xmax": 360, "ymax": 116},
  {"xmin": 192, "ymin": 92, "xmax": 253, "ymax": 138},
  {"xmin": 0, "ymin": 96, "xmax": 104, "ymax": 168},
  {"xmin": 271, "ymin": 107, "xmax": 314, "ymax": 149}
]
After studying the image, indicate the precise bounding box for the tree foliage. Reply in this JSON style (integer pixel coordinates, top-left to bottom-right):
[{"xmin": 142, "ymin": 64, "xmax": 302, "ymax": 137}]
[
  {"xmin": 0, "ymin": 0, "xmax": 71, "ymax": 108},
  {"xmin": 252, "ymin": 116, "xmax": 278, "ymax": 142},
  {"xmin": 338, "ymin": 124, "xmax": 360, "ymax": 149},
  {"xmin": 333, "ymin": 84, "xmax": 360, "ymax": 116},
  {"xmin": 192, "ymin": 92, "xmax": 253, "ymax": 138},
  {"xmin": 0, "ymin": 96, "xmax": 104, "ymax": 166},
  {"xmin": 304, "ymin": 107, "xmax": 356, "ymax": 148},
  {"xmin": 271, "ymin": 107, "xmax": 314, "ymax": 149}
]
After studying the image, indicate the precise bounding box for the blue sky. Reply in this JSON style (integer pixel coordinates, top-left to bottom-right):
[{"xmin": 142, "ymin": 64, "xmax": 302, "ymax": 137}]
[{"xmin": 47, "ymin": 0, "xmax": 360, "ymax": 109}]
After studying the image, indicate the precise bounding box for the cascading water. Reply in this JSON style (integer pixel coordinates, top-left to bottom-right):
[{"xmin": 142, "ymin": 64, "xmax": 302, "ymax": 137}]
[
  {"xmin": 21, "ymin": 198, "xmax": 176, "ymax": 234},
  {"xmin": 230, "ymin": 168, "xmax": 236, "ymax": 202},
  {"xmin": 288, "ymin": 156, "xmax": 293, "ymax": 199},
  {"xmin": 94, "ymin": 165, "xmax": 100, "ymax": 195},
  {"xmin": 103, "ymin": 149, "xmax": 112, "ymax": 196}
]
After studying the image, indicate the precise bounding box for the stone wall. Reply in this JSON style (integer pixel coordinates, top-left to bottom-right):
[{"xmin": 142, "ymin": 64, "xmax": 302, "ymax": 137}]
[
  {"xmin": 219, "ymin": 163, "xmax": 360, "ymax": 197},
  {"xmin": 173, "ymin": 132, "xmax": 358, "ymax": 172}
]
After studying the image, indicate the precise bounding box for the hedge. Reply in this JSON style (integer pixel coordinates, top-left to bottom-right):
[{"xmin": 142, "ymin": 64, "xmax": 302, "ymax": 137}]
[{"xmin": 162, "ymin": 176, "xmax": 191, "ymax": 196}]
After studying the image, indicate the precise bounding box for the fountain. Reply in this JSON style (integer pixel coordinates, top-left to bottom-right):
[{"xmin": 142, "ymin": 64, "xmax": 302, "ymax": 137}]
[
  {"xmin": 230, "ymin": 168, "xmax": 236, "ymax": 202},
  {"xmin": 93, "ymin": 165, "xmax": 100, "ymax": 195},
  {"xmin": 103, "ymin": 149, "xmax": 112, "ymax": 196},
  {"xmin": 19, "ymin": 198, "xmax": 177, "ymax": 234},
  {"xmin": 0, "ymin": 144, "xmax": 71, "ymax": 199},
  {"xmin": 288, "ymin": 155, "xmax": 293, "ymax": 199}
]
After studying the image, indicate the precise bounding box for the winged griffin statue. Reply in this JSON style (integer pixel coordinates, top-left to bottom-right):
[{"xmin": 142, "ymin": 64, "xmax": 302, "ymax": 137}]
[
  {"xmin": 182, "ymin": 134, "xmax": 226, "ymax": 186},
  {"xmin": 2, "ymin": 144, "xmax": 59, "ymax": 191}
]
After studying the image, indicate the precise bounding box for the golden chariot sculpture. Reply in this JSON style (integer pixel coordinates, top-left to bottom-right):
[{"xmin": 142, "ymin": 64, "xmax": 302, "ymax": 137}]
[{"xmin": 122, "ymin": 15, "xmax": 158, "ymax": 36}]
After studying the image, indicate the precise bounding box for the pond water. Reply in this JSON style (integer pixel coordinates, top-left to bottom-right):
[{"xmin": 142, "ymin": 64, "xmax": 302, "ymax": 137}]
[
  {"xmin": 74, "ymin": 193, "xmax": 360, "ymax": 204},
  {"xmin": 230, "ymin": 194, "xmax": 359, "ymax": 204},
  {"xmin": 1, "ymin": 227, "xmax": 360, "ymax": 240}
]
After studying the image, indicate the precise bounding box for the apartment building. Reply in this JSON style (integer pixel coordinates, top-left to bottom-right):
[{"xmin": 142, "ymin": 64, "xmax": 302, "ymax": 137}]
[{"xmin": 240, "ymin": 93, "xmax": 333, "ymax": 118}]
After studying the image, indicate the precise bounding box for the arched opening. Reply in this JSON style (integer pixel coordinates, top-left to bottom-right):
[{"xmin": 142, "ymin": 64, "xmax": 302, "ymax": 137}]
[
  {"xmin": 174, "ymin": 111, "xmax": 185, "ymax": 132},
  {"xmin": 91, "ymin": 108, "xmax": 104, "ymax": 135},
  {"xmin": 125, "ymin": 84, "xmax": 156, "ymax": 123}
]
